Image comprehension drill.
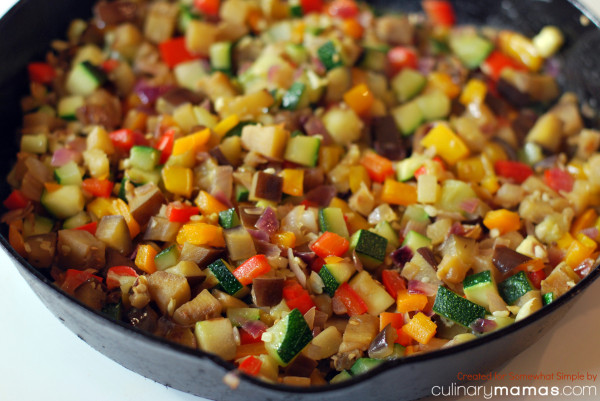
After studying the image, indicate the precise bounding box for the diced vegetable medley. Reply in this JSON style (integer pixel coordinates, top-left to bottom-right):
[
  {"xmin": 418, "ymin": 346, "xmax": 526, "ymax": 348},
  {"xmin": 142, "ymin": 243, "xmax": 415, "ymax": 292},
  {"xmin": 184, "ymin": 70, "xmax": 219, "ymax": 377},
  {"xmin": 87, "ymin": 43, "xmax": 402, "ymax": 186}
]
[{"xmin": 3, "ymin": 0, "xmax": 600, "ymax": 387}]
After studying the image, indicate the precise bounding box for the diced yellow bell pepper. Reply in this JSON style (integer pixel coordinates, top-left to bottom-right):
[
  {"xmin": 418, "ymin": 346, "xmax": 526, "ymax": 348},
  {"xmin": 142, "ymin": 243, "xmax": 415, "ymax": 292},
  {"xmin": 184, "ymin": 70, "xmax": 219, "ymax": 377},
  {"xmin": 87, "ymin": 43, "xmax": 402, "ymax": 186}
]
[
  {"xmin": 381, "ymin": 178, "xmax": 418, "ymax": 206},
  {"xmin": 162, "ymin": 165, "xmax": 193, "ymax": 197},
  {"xmin": 280, "ymin": 168, "xmax": 304, "ymax": 197},
  {"xmin": 396, "ymin": 290, "xmax": 428, "ymax": 313},
  {"xmin": 557, "ymin": 232, "xmax": 575, "ymax": 250},
  {"xmin": 481, "ymin": 143, "xmax": 508, "ymax": 164},
  {"xmin": 427, "ymin": 72, "xmax": 461, "ymax": 99},
  {"xmin": 349, "ymin": 165, "xmax": 371, "ymax": 194},
  {"xmin": 459, "ymin": 79, "xmax": 487, "ymax": 106},
  {"xmin": 420, "ymin": 124, "xmax": 470, "ymax": 166},
  {"xmin": 176, "ymin": 222, "xmax": 225, "ymax": 247},
  {"xmin": 565, "ymin": 234, "xmax": 597, "ymax": 269},
  {"xmin": 135, "ymin": 244, "xmax": 158, "ymax": 274},
  {"xmin": 324, "ymin": 256, "xmax": 344, "ymax": 264},
  {"xmin": 456, "ymin": 156, "xmax": 486, "ymax": 183},
  {"xmin": 272, "ymin": 231, "xmax": 296, "ymax": 248},
  {"xmin": 195, "ymin": 191, "xmax": 228, "ymax": 216},
  {"xmin": 402, "ymin": 312, "xmax": 437, "ymax": 345},
  {"xmin": 87, "ymin": 197, "xmax": 118, "ymax": 219},
  {"xmin": 343, "ymin": 83, "xmax": 375, "ymax": 116},
  {"xmin": 498, "ymin": 30, "xmax": 543, "ymax": 72},
  {"xmin": 112, "ymin": 198, "xmax": 140, "ymax": 238},
  {"xmin": 480, "ymin": 176, "xmax": 500, "ymax": 195},
  {"xmin": 319, "ymin": 145, "xmax": 344, "ymax": 173},
  {"xmin": 213, "ymin": 114, "xmax": 240, "ymax": 138},
  {"xmin": 172, "ymin": 128, "xmax": 210, "ymax": 156}
]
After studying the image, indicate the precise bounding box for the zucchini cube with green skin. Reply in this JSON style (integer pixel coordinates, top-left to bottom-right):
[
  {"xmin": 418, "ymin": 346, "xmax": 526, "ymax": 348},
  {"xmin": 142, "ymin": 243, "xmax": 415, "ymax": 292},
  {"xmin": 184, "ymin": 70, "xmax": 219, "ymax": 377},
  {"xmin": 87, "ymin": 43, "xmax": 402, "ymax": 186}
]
[
  {"xmin": 23, "ymin": 215, "xmax": 55, "ymax": 238},
  {"xmin": 129, "ymin": 146, "xmax": 161, "ymax": 171},
  {"xmin": 542, "ymin": 292, "xmax": 555, "ymax": 305},
  {"xmin": 402, "ymin": 230, "xmax": 432, "ymax": 253},
  {"xmin": 235, "ymin": 184, "xmax": 249, "ymax": 202},
  {"xmin": 57, "ymin": 95, "xmax": 85, "ymax": 120},
  {"xmin": 218, "ymin": 208, "xmax": 241, "ymax": 229},
  {"xmin": 330, "ymin": 370, "xmax": 352, "ymax": 384},
  {"xmin": 226, "ymin": 307, "xmax": 261, "ymax": 327},
  {"xmin": 207, "ymin": 258, "xmax": 246, "ymax": 297},
  {"xmin": 318, "ymin": 260, "xmax": 356, "ymax": 296},
  {"xmin": 318, "ymin": 207, "xmax": 349, "ymax": 239},
  {"xmin": 392, "ymin": 68, "xmax": 427, "ymax": 102},
  {"xmin": 371, "ymin": 221, "xmax": 400, "ymax": 252},
  {"xmin": 317, "ymin": 40, "xmax": 344, "ymax": 71},
  {"xmin": 391, "ymin": 100, "xmax": 424, "ymax": 136},
  {"xmin": 264, "ymin": 308, "xmax": 313, "ymax": 366},
  {"xmin": 498, "ymin": 271, "xmax": 534, "ymax": 305},
  {"xmin": 54, "ymin": 161, "xmax": 82, "ymax": 186},
  {"xmin": 281, "ymin": 82, "xmax": 308, "ymax": 110},
  {"xmin": 449, "ymin": 33, "xmax": 494, "ymax": 69},
  {"xmin": 65, "ymin": 61, "xmax": 107, "ymax": 96},
  {"xmin": 432, "ymin": 286, "xmax": 486, "ymax": 327},
  {"xmin": 154, "ymin": 244, "xmax": 180, "ymax": 270},
  {"xmin": 283, "ymin": 135, "xmax": 321, "ymax": 167},
  {"xmin": 209, "ymin": 41, "xmax": 233, "ymax": 75},
  {"xmin": 41, "ymin": 185, "xmax": 85, "ymax": 220},
  {"xmin": 350, "ymin": 229, "xmax": 387, "ymax": 269},
  {"xmin": 397, "ymin": 154, "xmax": 428, "ymax": 181},
  {"xmin": 350, "ymin": 358, "xmax": 384, "ymax": 376},
  {"xmin": 463, "ymin": 270, "xmax": 500, "ymax": 310}
]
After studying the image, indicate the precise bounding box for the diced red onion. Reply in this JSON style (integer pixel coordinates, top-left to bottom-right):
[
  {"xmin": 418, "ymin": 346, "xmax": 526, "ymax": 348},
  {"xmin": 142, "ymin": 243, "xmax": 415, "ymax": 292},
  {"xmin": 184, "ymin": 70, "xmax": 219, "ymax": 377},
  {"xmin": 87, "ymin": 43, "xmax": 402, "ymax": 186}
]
[
  {"xmin": 241, "ymin": 320, "xmax": 268, "ymax": 339},
  {"xmin": 547, "ymin": 246, "xmax": 565, "ymax": 268},
  {"xmin": 212, "ymin": 190, "xmax": 233, "ymax": 209},
  {"xmin": 51, "ymin": 148, "xmax": 79, "ymax": 167},
  {"xmin": 407, "ymin": 280, "xmax": 437, "ymax": 296},
  {"xmin": 255, "ymin": 207, "xmax": 279, "ymax": 236},
  {"xmin": 303, "ymin": 116, "xmax": 333, "ymax": 145},
  {"xmin": 391, "ymin": 246, "xmax": 413, "ymax": 269},
  {"xmin": 304, "ymin": 185, "xmax": 337, "ymax": 207},
  {"xmin": 255, "ymin": 240, "xmax": 281, "ymax": 258},
  {"xmin": 294, "ymin": 251, "xmax": 317, "ymax": 265},
  {"xmin": 470, "ymin": 318, "xmax": 497, "ymax": 334},
  {"xmin": 134, "ymin": 80, "xmax": 174, "ymax": 104},
  {"xmin": 247, "ymin": 229, "xmax": 269, "ymax": 242},
  {"xmin": 211, "ymin": 165, "xmax": 233, "ymax": 205},
  {"xmin": 460, "ymin": 198, "xmax": 480, "ymax": 214},
  {"xmin": 574, "ymin": 258, "xmax": 594, "ymax": 278},
  {"xmin": 449, "ymin": 221, "xmax": 465, "ymax": 236},
  {"xmin": 67, "ymin": 137, "xmax": 86, "ymax": 152}
]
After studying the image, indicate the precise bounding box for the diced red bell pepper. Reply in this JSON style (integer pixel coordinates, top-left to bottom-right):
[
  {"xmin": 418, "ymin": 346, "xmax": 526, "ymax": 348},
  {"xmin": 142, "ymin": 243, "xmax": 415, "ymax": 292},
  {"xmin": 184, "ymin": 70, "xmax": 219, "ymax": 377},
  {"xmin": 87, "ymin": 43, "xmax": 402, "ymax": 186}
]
[
  {"xmin": 74, "ymin": 221, "xmax": 98, "ymax": 235},
  {"xmin": 381, "ymin": 269, "xmax": 407, "ymax": 299},
  {"xmin": 101, "ymin": 59, "xmax": 120, "ymax": 73},
  {"xmin": 326, "ymin": 0, "xmax": 359, "ymax": 19},
  {"xmin": 61, "ymin": 269, "xmax": 102, "ymax": 295},
  {"xmin": 482, "ymin": 51, "xmax": 527, "ymax": 81},
  {"xmin": 528, "ymin": 269, "xmax": 546, "ymax": 290},
  {"xmin": 194, "ymin": 0, "xmax": 220, "ymax": 16},
  {"xmin": 300, "ymin": 0, "xmax": 324, "ymax": 14},
  {"xmin": 544, "ymin": 168, "xmax": 574, "ymax": 193},
  {"xmin": 106, "ymin": 266, "xmax": 139, "ymax": 290},
  {"xmin": 494, "ymin": 160, "xmax": 533, "ymax": 184},
  {"xmin": 233, "ymin": 255, "xmax": 272, "ymax": 285},
  {"xmin": 360, "ymin": 151, "xmax": 395, "ymax": 182},
  {"xmin": 82, "ymin": 178, "xmax": 114, "ymax": 198},
  {"xmin": 167, "ymin": 203, "xmax": 200, "ymax": 223},
  {"xmin": 156, "ymin": 129, "xmax": 175, "ymax": 165},
  {"xmin": 159, "ymin": 37, "xmax": 198, "ymax": 68},
  {"xmin": 282, "ymin": 280, "xmax": 315, "ymax": 314},
  {"xmin": 239, "ymin": 327, "xmax": 265, "ymax": 345},
  {"xmin": 238, "ymin": 355, "xmax": 263, "ymax": 376},
  {"xmin": 28, "ymin": 62, "xmax": 56, "ymax": 84},
  {"xmin": 109, "ymin": 128, "xmax": 136, "ymax": 151},
  {"xmin": 334, "ymin": 282, "xmax": 368, "ymax": 316},
  {"xmin": 3, "ymin": 189, "xmax": 30, "ymax": 210},
  {"xmin": 387, "ymin": 46, "xmax": 418, "ymax": 74},
  {"xmin": 310, "ymin": 231, "xmax": 349, "ymax": 259},
  {"xmin": 422, "ymin": 0, "xmax": 456, "ymax": 27},
  {"xmin": 310, "ymin": 257, "xmax": 326, "ymax": 273}
]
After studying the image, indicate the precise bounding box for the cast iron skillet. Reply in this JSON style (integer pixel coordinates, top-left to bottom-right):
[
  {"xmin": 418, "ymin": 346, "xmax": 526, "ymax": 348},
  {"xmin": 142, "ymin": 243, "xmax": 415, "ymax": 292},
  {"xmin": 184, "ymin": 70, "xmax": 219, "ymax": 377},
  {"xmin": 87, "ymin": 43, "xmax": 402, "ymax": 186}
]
[{"xmin": 1, "ymin": 1, "xmax": 600, "ymax": 400}]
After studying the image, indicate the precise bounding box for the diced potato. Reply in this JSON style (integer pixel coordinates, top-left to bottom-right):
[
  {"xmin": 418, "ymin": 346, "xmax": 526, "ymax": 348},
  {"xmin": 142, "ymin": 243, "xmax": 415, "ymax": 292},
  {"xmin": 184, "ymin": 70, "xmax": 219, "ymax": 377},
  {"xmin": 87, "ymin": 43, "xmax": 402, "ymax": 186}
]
[
  {"xmin": 417, "ymin": 174, "xmax": 439, "ymax": 204},
  {"xmin": 147, "ymin": 271, "xmax": 191, "ymax": 315},
  {"xmin": 83, "ymin": 148, "xmax": 110, "ymax": 179},
  {"xmin": 111, "ymin": 23, "xmax": 143, "ymax": 61},
  {"xmin": 541, "ymin": 262, "xmax": 581, "ymax": 298},
  {"xmin": 173, "ymin": 289, "xmax": 222, "ymax": 325},
  {"xmin": 211, "ymin": 289, "xmax": 249, "ymax": 310},
  {"xmin": 218, "ymin": 90, "xmax": 274, "ymax": 119},
  {"xmin": 144, "ymin": 1, "xmax": 178, "ymax": 44},
  {"xmin": 436, "ymin": 254, "xmax": 470, "ymax": 284},
  {"xmin": 307, "ymin": 326, "xmax": 342, "ymax": 360},
  {"xmin": 195, "ymin": 318, "xmax": 237, "ymax": 360},
  {"xmin": 172, "ymin": 103, "xmax": 198, "ymax": 133},
  {"xmin": 241, "ymin": 124, "xmax": 289, "ymax": 160},
  {"xmin": 349, "ymin": 271, "xmax": 395, "ymax": 316},
  {"xmin": 322, "ymin": 106, "xmax": 364, "ymax": 146},
  {"xmin": 95, "ymin": 215, "xmax": 132, "ymax": 255},
  {"xmin": 86, "ymin": 126, "xmax": 115, "ymax": 154},
  {"xmin": 165, "ymin": 260, "xmax": 205, "ymax": 279},
  {"xmin": 186, "ymin": 20, "xmax": 218, "ymax": 55},
  {"xmin": 426, "ymin": 218, "xmax": 453, "ymax": 246},
  {"xmin": 525, "ymin": 113, "xmax": 564, "ymax": 152}
]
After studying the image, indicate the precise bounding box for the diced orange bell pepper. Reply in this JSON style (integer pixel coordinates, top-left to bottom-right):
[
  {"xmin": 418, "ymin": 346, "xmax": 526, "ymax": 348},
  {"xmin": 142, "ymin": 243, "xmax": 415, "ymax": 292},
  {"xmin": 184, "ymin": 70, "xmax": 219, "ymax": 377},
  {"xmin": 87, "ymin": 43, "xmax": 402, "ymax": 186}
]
[
  {"xmin": 396, "ymin": 290, "xmax": 429, "ymax": 313},
  {"xmin": 360, "ymin": 151, "xmax": 394, "ymax": 182},
  {"xmin": 565, "ymin": 234, "xmax": 597, "ymax": 269},
  {"xmin": 280, "ymin": 169, "xmax": 304, "ymax": 197},
  {"xmin": 427, "ymin": 72, "xmax": 461, "ymax": 99},
  {"xmin": 272, "ymin": 231, "xmax": 296, "ymax": 248},
  {"xmin": 195, "ymin": 190, "xmax": 228, "ymax": 216},
  {"xmin": 401, "ymin": 312, "xmax": 437, "ymax": 345},
  {"xmin": 571, "ymin": 208, "xmax": 598, "ymax": 237},
  {"xmin": 310, "ymin": 231, "xmax": 349, "ymax": 258},
  {"xmin": 557, "ymin": 232, "xmax": 575, "ymax": 250},
  {"xmin": 497, "ymin": 30, "xmax": 543, "ymax": 72},
  {"xmin": 483, "ymin": 209, "xmax": 521, "ymax": 235},
  {"xmin": 112, "ymin": 198, "xmax": 141, "ymax": 239},
  {"xmin": 380, "ymin": 312, "xmax": 404, "ymax": 332},
  {"xmin": 235, "ymin": 342, "xmax": 267, "ymax": 359},
  {"xmin": 319, "ymin": 145, "xmax": 344, "ymax": 173},
  {"xmin": 176, "ymin": 222, "xmax": 225, "ymax": 247},
  {"xmin": 172, "ymin": 128, "xmax": 210, "ymax": 156},
  {"xmin": 343, "ymin": 83, "xmax": 375, "ymax": 116},
  {"xmin": 381, "ymin": 178, "xmax": 418, "ymax": 206},
  {"xmin": 135, "ymin": 244, "xmax": 158, "ymax": 274},
  {"xmin": 342, "ymin": 18, "xmax": 364, "ymax": 40}
]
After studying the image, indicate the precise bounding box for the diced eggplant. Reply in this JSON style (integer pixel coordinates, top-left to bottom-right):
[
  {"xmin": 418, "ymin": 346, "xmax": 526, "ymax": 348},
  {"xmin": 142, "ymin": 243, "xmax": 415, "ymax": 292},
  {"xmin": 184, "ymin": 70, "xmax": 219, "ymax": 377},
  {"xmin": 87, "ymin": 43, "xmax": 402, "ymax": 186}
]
[
  {"xmin": 370, "ymin": 115, "xmax": 406, "ymax": 161},
  {"xmin": 250, "ymin": 171, "xmax": 283, "ymax": 202},
  {"xmin": 492, "ymin": 245, "xmax": 532, "ymax": 274},
  {"xmin": 224, "ymin": 226, "xmax": 257, "ymax": 261},
  {"xmin": 285, "ymin": 354, "xmax": 318, "ymax": 378},
  {"xmin": 96, "ymin": 215, "xmax": 132, "ymax": 255},
  {"xmin": 147, "ymin": 271, "xmax": 191, "ymax": 315},
  {"xmin": 144, "ymin": 216, "xmax": 181, "ymax": 242},
  {"xmin": 367, "ymin": 324, "xmax": 398, "ymax": 359},
  {"xmin": 94, "ymin": 1, "xmax": 137, "ymax": 26},
  {"xmin": 127, "ymin": 183, "xmax": 165, "ymax": 226},
  {"xmin": 173, "ymin": 289, "xmax": 222, "ymax": 325},
  {"xmin": 127, "ymin": 306, "xmax": 159, "ymax": 333},
  {"xmin": 252, "ymin": 277, "xmax": 284, "ymax": 307},
  {"xmin": 105, "ymin": 248, "xmax": 136, "ymax": 269},
  {"xmin": 74, "ymin": 280, "xmax": 106, "ymax": 311},
  {"xmin": 160, "ymin": 88, "xmax": 205, "ymax": 107},
  {"xmin": 57, "ymin": 229, "xmax": 106, "ymax": 270},
  {"xmin": 179, "ymin": 243, "xmax": 223, "ymax": 268},
  {"xmin": 24, "ymin": 233, "xmax": 56, "ymax": 269}
]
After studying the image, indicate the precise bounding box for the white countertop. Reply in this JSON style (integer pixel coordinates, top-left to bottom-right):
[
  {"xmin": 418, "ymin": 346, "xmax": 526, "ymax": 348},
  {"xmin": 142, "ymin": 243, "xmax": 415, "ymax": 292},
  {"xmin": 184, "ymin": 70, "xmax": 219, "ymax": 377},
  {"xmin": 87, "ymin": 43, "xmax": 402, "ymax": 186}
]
[{"xmin": 1, "ymin": 1, "xmax": 599, "ymax": 400}]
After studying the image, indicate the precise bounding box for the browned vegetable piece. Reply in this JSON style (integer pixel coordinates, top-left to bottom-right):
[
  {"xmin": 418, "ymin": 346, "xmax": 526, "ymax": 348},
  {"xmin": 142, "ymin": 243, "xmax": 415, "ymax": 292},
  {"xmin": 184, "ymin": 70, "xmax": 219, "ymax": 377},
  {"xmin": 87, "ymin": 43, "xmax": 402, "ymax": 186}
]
[
  {"xmin": 367, "ymin": 323, "xmax": 398, "ymax": 359},
  {"xmin": 24, "ymin": 233, "xmax": 56, "ymax": 268},
  {"xmin": 127, "ymin": 306, "xmax": 159, "ymax": 333},
  {"xmin": 105, "ymin": 248, "xmax": 136, "ymax": 269},
  {"xmin": 252, "ymin": 277, "xmax": 284, "ymax": 307},
  {"xmin": 492, "ymin": 245, "xmax": 532, "ymax": 274},
  {"xmin": 375, "ymin": 15, "xmax": 413, "ymax": 45},
  {"xmin": 76, "ymin": 89, "xmax": 123, "ymax": 130},
  {"xmin": 147, "ymin": 271, "xmax": 191, "ymax": 316},
  {"xmin": 371, "ymin": 115, "xmax": 406, "ymax": 161},
  {"xmin": 224, "ymin": 226, "xmax": 257, "ymax": 261},
  {"xmin": 128, "ymin": 183, "xmax": 165, "ymax": 226},
  {"xmin": 173, "ymin": 289, "xmax": 222, "ymax": 326},
  {"xmin": 541, "ymin": 262, "xmax": 581, "ymax": 298},
  {"xmin": 160, "ymin": 88, "xmax": 205, "ymax": 107},
  {"xmin": 57, "ymin": 229, "xmax": 106, "ymax": 270},
  {"xmin": 179, "ymin": 243, "xmax": 223, "ymax": 267},
  {"xmin": 164, "ymin": 326, "xmax": 197, "ymax": 349},
  {"xmin": 334, "ymin": 314, "xmax": 379, "ymax": 370},
  {"xmin": 239, "ymin": 205, "xmax": 263, "ymax": 228},
  {"xmin": 211, "ymin": 289, "xmax": 249, "ymax": 310},
  {"xmin": 285, "ymin": 354, "xmax": 318, "ymax": 378},
  {"xmin": 417, "ymin": 247, "xmax": 438, "ymax": 270},
  {"xmin": 74, "ymin": 280, "xmax": 106, "ymax": 311},
  {"xmin": 95, "ymin": 215, "xmax": 132, "ymax": 255},
  {"xmin": 251, "ymin": 171, "xmax": 283, "ymax": 202},
  {"xmin": 94, "ymin": 0, "xmax": 137, "ymax": 26},
  {"xmin": 144, "ymin": 216, "xmax": 181, "ymax": 242}
]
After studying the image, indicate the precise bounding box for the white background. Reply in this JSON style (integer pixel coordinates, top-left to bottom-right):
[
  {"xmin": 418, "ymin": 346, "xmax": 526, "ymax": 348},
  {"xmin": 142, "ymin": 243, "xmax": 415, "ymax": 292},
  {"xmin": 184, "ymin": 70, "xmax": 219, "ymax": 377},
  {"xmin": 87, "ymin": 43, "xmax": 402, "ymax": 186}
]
[{"xmin": 1, "ymin": 1, "xmax": 600, "ymax": 400}]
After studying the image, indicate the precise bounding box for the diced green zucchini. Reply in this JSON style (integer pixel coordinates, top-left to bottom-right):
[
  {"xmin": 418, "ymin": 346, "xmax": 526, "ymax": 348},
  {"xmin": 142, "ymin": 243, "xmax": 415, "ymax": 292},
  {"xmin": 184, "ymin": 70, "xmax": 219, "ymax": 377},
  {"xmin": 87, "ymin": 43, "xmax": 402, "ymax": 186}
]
[
  {"xmin": 318, "ymin": 207, "xmax": 349, "ymax": 239},
  {"xmin": 385, "ymin": 343, "xmax": 406, "ymax": 360},
  {"xmin": 154, "ymin": 244, "xmax": 180, "ymax": 271},
  {"xmin": 449, "ymin": 32, "xmax": 494, "ymax": 69},
  {"xmin": 350, "ymin": 229, "xmax": 387, "ymax": 269},
  {"xmin": 416, "ymin": 91, "xmax": 451, "ymax": 121},
  {"xmin": 125, "ymin": 167, "xmax": 161, "ymax": 185},
  {"xmin": 360, "ymin": 48, "xmax": 387, "ymax": 72},
  {"xmin": 264, "ymin": 308, "xmax": 313, "ymax": 366},
  {"xmin": 319, "ymin": 260, "xmax": 355, "ymax": 296},
  {"xmin": 435, "ymin": 179, "xmax": 478, "ymax": 214},
  {"xmin": 391, "ymin": 100, "xmax": 424, "ymax": 136},
  {"xmin": 281, "ymin": 82, "xmax": 308, "ymax": 110},
  {"xmin": 219, "ymin": 208, "xmax": 241, "ymax": 229},
  {"xmin": 22, "ymin": 215, "xmax": 54, "ymax": 238},
  {"xmin": 227, "ymin": 307, "xmax": 261, "ymax": 327},
  {"xmin": 65, "ymin": 61, "xmax": 107, "ymax": 96},
  {"xmin": 350, "ymin": 358, "xmax": 384, "ymax": 376},
  {"xmin": 396, "ymin": 154, "xmax": 428, "ymax": 181},
  {"xmin": 463, "ymin": 270, "xmax": 500, "ymax": 310},
  {"xmin": 330, "ymin": 370, "xmax": 352, "ymax": 384},
  {"xmin": 317, "ymin": 40, "xmax": 343, "ymax": 71},
  {"xmin": 210, "ymin": 41, "xmax": 233, "ymax": 75},
  {"xmin": 285, "ymin": 43, "xmax": 308, "ymax": 64},
  {"xmin": 62, "ymin": 211, "xmax": 91, "ymax": 229},
  {"xmin": 392, "ymin": 68, "xmax": 427, "ymax": 102},
  {"xmin": 371, "ymin": 221, "xmax": 399, "ymax": 252},
  {"xmin": 432, "ymin": 286, "xmax": 486, "ymax": 327},
  {"xmin": 174, "ymin": 60, "xmax": 208, "ymax": 91},
  {"xmin": 54, "ymin": 161, "xmax": 82, "ymax": 186},
  {"xmin": 402, "ymin": 230, "xmax": 432, "ymax": 252},
  {"xmin": 21, "ymin": 134, "xmax": 48, "ymax": 154},
  {"xmin": 177, "ymin": 3, "xmax": 200, "ymax": 33},
  {"xmin": 208, "ymin": 258, "xmax": 246, "ymax": 297},
  {"xmin": 235, "ymin": 184, "xmax": 250, "ymax": 202},
  {"xmin": 57, "ymin": 95, "xmax": 85, "ymax": 120},
  {"xmin": 289, "ymin": 1, "xmax": 303, "ymax": 17},
  {"xmin": 129, "ymin": 146, "xmax": 161, "ymax": 171},
  {"xmin": 283, "ymin": 135, "xmax": 320, "ymax": 167},
  {"xmin": 349, "ymin": 271, "xmax": 395, "ymax": 315},
  {"xmin": 498, "ymin": 271, "xmax": 534, "ymax": 305},
  {"xmin": 542, "ymin": 292, "xmax": 555, "ymax": 305},
  {"xmin": 41, "ymin": 185, "xmax": 85, "ymax": 219},
  {"xmin": 402, "ymin": 205, "xmax": 430, "ymax": 224},
  {"xmin": 101, "ymin": 302, "xmax": 122, "ymax": 321}
]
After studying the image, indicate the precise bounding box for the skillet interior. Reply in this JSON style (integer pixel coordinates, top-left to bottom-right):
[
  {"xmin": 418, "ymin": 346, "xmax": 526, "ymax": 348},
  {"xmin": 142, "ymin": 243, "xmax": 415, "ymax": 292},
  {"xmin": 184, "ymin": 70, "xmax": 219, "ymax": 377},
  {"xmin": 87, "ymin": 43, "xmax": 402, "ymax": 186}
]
[{"xmin": 1, "ymin": 1, "xmax": 600, "ymax": 400}]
